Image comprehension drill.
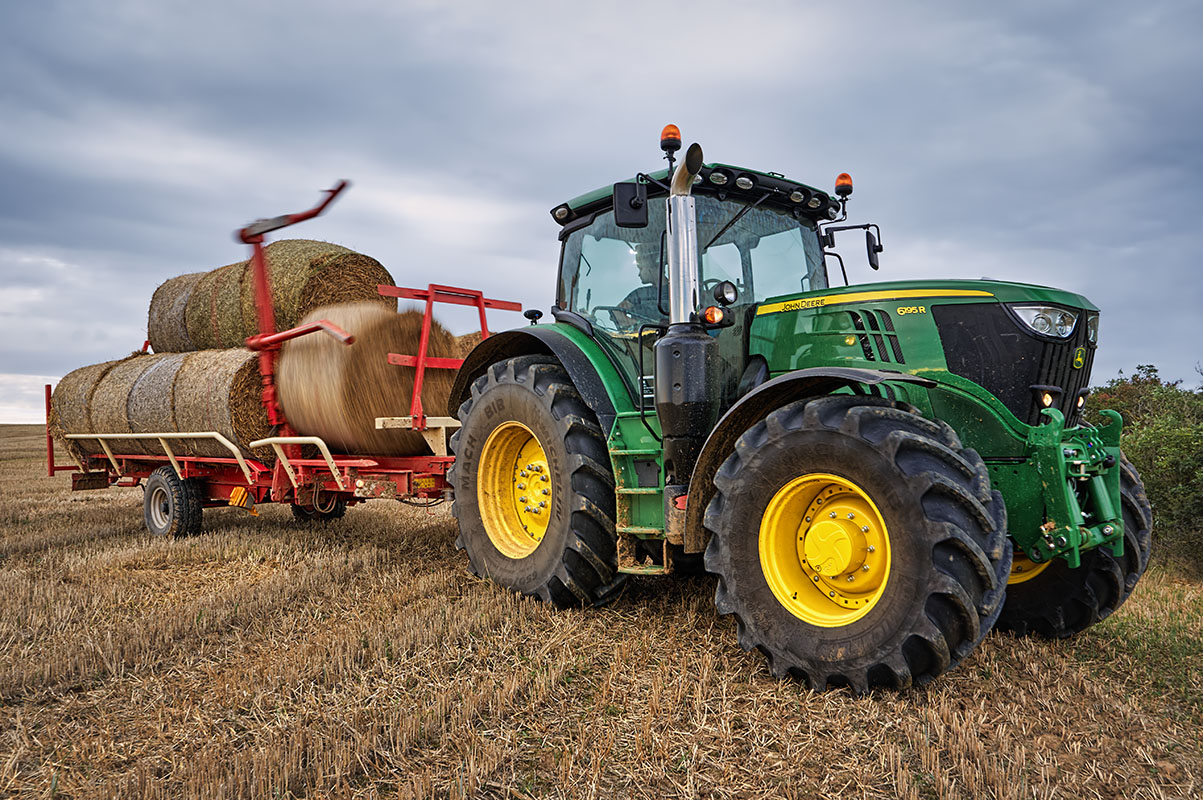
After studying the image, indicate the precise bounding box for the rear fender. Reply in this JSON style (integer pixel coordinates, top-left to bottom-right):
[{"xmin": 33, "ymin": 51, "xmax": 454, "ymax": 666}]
[
  {"xmin": 683, "ymin": 368, "xmax": 937, "ymax": 553},
  {"xmin": 450, "ymin": 327, "xmax": 621, "ymax": 435}
]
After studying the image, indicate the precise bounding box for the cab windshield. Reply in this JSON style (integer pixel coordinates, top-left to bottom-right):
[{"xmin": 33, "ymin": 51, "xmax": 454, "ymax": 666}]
[
  {"xmin": 557, "ymin": 194, "xmax": 826, "ymax": 406},
  {"xmin": 559, "ymin": 195, "xmax": 825, "ymax": 333}
]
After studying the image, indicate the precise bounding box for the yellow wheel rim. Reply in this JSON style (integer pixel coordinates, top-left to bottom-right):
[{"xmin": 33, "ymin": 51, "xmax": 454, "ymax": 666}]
[
  {"xmin": 477, "ymin": 422, "xmax": 552, "ymax": 559},
  {"xmin": 1008, "ymin": 551, "xmax": 1051, "ymax": 584},
  {"xmin": 759, "ymin": 473, "xmax": 891, "ymax": 627}
]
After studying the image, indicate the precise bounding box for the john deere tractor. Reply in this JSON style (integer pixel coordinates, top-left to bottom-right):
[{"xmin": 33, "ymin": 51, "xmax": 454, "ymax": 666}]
[{"xmin": 447, "ymin": 127, "xmax": 1151, "ymax": 692}]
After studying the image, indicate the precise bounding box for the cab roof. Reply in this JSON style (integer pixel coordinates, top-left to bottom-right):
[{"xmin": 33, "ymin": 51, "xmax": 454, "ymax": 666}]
[{"xmin": 549, "ymin": 162, "xmax": 841, "ymax": 230}]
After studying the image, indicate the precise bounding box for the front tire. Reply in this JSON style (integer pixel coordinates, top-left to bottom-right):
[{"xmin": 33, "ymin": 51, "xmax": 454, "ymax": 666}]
[
  {"xmin": 143, "ymin": 465, "xmax": 203, "ymax": 537},
  {"xmin": 997, "ymin": 455, "xmax": 1152, "ymax": 637},
  {"xmin": 449, "ymin": 356, "xmax": 619, "ymax": 607},
  {"xmin": 704, "ymin": 395, "xmax": 1011, "ymax": 692}
]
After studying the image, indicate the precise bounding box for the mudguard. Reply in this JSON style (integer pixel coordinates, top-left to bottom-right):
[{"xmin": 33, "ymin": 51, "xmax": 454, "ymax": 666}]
[
  {"xmin": 682, "ymin": 367, "xmax": 937, "ymax": 553},
  {"xmin": 450, "ymin": 327, "xmax": 620, "ymax": 435}
]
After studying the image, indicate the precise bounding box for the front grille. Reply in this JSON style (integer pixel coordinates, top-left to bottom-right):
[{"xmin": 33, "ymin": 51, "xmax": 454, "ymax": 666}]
[
  {"xmin": 932, "ymin": 303, "xmax": 1094, "ymax": 426},
  {"xmin": 847, "ymin": 309, "xmax": 905, "ymax": 364}
]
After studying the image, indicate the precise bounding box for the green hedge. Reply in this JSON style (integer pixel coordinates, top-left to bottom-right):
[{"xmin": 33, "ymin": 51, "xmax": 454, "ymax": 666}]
[{"xmin": 1087, "ymin": 365, "xmax": 1203, "ymax": 567}]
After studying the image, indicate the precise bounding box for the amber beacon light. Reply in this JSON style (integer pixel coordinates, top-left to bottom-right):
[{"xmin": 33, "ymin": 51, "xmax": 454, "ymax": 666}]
[
  {"xmin": 660, "ymin": 124, "xmax": 682, "ymax": 153},
  {"xmin": 835, "ymin": 172, "xmax": 854, "ymax": 197}
]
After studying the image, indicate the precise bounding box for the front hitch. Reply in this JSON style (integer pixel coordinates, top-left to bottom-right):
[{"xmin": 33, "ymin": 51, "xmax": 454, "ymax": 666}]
[{"xmin": 1023, "ymin": 408, "xmax": 1124, "ymax": 567}]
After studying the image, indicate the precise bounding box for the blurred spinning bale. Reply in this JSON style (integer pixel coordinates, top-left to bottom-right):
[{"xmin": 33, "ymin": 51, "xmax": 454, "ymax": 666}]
[
  {"xmin": 147, "ymin": 240, "xmax": 396, "ymax": 352},
  {"xmin": 277, "ymin": 303, "xmax": 458, "ymax": 456}
]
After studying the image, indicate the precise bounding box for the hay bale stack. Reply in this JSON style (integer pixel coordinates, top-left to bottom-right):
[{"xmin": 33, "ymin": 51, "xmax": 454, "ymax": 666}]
[
  {"xmin": 172, "ymin": 349, "xmax": 271, "ymax": 459},
  {"xmin": 278, "ymin": 304, "xmax": 457, "ymax": 456},
  {"xmin": 147, "ymin": 272, "xmax": 203, "ymax": 352},
  {"xmin": 50, "ymin": 350, "xmax": 271, "ymax": 462},
  {"xmin": 148, "ymin": 239, "xmax": 396, "ymax": 353}
]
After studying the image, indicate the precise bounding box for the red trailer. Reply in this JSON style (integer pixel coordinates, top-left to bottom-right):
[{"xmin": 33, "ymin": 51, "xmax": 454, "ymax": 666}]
[{"xmin": 45, "ymin": 182, "xmax": 522, "ymax": 535}]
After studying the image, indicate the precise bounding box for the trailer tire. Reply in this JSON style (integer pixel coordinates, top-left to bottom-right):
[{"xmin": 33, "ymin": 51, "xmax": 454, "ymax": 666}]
[
  {"xmin": 704, "ymin": 395, "xmax": 1011, "ymax": 693},
  {"xmin": 997, "ymin": 455, "xmax": 1152, "ymax": 638},
  {"xmin": 143, "ymin": 466, "xmax": 203, "ymax": 537},
  {"xmin": 449, "ymin": 355, "xmax": 619, "ymax": 607}
]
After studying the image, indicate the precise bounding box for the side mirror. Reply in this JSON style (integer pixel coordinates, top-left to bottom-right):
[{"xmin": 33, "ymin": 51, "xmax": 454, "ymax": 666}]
[
  {"xmin": 613, "ymin": 181, "xmax": 648, "ymax": 228},
  {"xmin": 866, "ymin": 230, "xmax": 883, "ymax": 270}
]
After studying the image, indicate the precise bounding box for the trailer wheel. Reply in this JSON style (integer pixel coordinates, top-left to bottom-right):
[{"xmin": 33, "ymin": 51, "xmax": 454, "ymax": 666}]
[
  {"xmin": 143, "ymin": 466, "xmax": 203, "ymax": 537},
  {"xmin": 291, "ymin": 500, "xmax": 347, "ymax": 523},
  {"xmin": 703, "ymin": 395, "xmax": 1011, "ymax": 693},
  {"xmin": 997, "ymin": 455, "xmax": 1152, "ymax": 638},
  {"xmin": 449, "ymin": 355, "xmax": 619, "ymax": 607}
]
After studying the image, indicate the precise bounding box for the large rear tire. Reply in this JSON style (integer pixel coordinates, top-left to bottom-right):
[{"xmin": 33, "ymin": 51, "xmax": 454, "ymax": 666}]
[
  {"xmin": 704, "ymin": 395, "xmax": 1011, "ymax": 692},
  {"xmin": 449, "ymin": 356, "xmax": 619, "ymax": 607},
  {"xmin": 997, "ymin": 455, "xmax": 1152, "ymax": 638}
]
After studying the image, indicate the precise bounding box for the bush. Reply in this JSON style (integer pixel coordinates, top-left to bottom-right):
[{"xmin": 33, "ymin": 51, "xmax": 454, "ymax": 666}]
[{"xmin": 1087, "ymin": 365, "xmax": 1203, "ymax": 567}]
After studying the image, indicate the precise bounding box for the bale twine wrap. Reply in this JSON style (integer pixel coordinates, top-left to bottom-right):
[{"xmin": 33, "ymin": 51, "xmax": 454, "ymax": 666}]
[
  {"xmin": 50, "ymin": 350, "xmax": 271, "ymax": 462},
  {"xmin": 277, "ymin": 303, "xmax": 457, "ymax": 456},
  {"xmin": 147, "ymin": 239, "xmax": 396, "ymax": 353},
  {"xmin": 147, "ymin": 272, "xmax": 203, "ymax": 352}
]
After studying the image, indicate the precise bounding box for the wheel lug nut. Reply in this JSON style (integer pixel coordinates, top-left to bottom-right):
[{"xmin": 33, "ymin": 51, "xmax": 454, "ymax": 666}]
[
  {"xmin": 866, "ymin": 545, "xmax": 875, "ymax": 553},
  {"xmin": 518, "ymin": 483, "xmax": 526, "ymax": 489},
  {"xmin": 829, "ymin": 512, "xmax": 837, "ymax": 518},
  {"xmin": 847, "ymin": 513, "xmax": 855, "ymax": 519},
  {"xmin": 520, "ymin": 496, "xmax": 528, "ymax": 503},
  {"xmin": 862, "ymin": 565, "xmax": 869, "ymax": 572},
  {"xmin": 542, "ymin": 489, "xmax": 549, "ymax": 496},
  {"xmin": 520, "ymin": 470, "xmax": 528, "ymax": 478},
  {"xmin": 541, "ymin": 475, "xmax": 549, "ymax": 482},
  {"xmin": 538, "ymin": 501, "xmax": 547, "ymax": 508},
  {"xmin": 524, "ymin": 506, "xmax": 533, "ymax": 512},
  {"xmin": 861, "ymin": 526, "xmax": 869, "ymax": 533},
  {"xmin": 804, "ymin": 516, "xmax": 811, "ymax": 523},
  {"xmin": 847, "ymin": 575, "xmax": 854, "ymax": 582}
]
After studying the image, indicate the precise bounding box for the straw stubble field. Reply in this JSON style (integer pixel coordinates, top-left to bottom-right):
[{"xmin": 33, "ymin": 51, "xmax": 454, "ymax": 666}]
[{"xmin": 0, "ymin": 424, "xmax": 1199, "ymax": 799}]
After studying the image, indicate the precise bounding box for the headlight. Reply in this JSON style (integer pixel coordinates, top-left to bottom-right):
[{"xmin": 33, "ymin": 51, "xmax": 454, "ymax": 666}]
[
  {"xmin": 1011, "ymin": 305, "xmax": 1078, "ymax": 338},
  {"xmin": 1086, "ymin": 313, "xmax": 1099, "ymax": 343}
]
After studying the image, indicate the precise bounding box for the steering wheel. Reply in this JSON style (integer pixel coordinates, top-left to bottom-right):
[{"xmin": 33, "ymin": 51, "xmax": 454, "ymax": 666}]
[{"xmin": 592, "ymin": 305, "xmax": 662, "ymax": 332}]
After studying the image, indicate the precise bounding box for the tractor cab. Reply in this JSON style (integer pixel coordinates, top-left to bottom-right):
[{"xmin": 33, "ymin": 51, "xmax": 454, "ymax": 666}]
[{"xmin": 552, "ymin": 161, "xmax": 836, "ymax": 413}]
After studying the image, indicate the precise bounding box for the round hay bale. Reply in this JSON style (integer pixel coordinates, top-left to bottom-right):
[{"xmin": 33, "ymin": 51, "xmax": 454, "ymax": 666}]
[
  {"xmin": 184, "ymin": 263, "xmax": 240, "ymax": 351},
  {"xmin": 173, "ymin": 349, "xmax": 272, "ymax": 460},
  {"xmin": 147, "ymin": 272, "xmax": 203, "ymax": 352},
  {"xmin": 89, "ymin": 354, "xmax": 156, "ymax": 451},
  {"xmin": 214, "ymin": 262, "xmax": 249, "ymax": 349},
  {"xmin": 277, "ymin": 303, "xmax": 456, "ymax": 456},
  {"xmin": 454, "ymin": 331, "xmax": 483, "ymax": 360},
  {"xmin": 128, "ymin": 352, "xmax": 188, "ymax": 455},
  {"xmin": 238, "ymin": 240, "xmax": 397, "ymax": 338},
  {"xmin": 49, "ymin": 358, "xmax": 125, "ymax": 462}
]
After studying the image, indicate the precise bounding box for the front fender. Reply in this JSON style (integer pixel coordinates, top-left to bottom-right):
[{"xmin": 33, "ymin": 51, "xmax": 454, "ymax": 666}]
[{"xmin": 682, "ymin": 368, "xmax": 936, "ymax": 553}]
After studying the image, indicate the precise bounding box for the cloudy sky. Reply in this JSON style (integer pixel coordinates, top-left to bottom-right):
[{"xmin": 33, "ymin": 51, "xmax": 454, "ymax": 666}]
[{"xmin": 2, "ymin": 0, "xmax": 1200, "ymax": 422}]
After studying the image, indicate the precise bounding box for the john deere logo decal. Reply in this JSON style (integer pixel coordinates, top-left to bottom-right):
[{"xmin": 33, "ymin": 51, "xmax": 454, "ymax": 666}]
[{"xmin": 1072, "ymin": 347, "xmax": 1086, "ymax": 369}]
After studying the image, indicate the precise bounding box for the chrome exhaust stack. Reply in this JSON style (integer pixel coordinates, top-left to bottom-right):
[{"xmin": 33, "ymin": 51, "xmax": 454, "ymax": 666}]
[
  {"xmin": 655, "ymin": 140, "xmax": 718, "ymax": 491},
  {"xmin": 666, "ymin": 143, "xmax": 704, "ymax": 324}
]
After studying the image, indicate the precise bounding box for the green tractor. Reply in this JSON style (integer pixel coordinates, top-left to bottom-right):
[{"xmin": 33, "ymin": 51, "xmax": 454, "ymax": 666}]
[{"xmin": 447, "ymin": 127, "xmax": 1152, "ymax": 692}]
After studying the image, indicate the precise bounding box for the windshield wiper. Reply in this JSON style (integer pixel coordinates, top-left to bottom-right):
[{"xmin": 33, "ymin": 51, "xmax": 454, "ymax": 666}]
[{"xmin": 703, "ymin": 192, "xmax": 771, "ymax": 250}]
